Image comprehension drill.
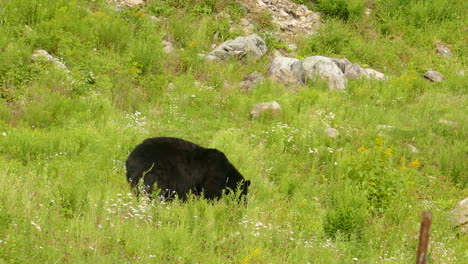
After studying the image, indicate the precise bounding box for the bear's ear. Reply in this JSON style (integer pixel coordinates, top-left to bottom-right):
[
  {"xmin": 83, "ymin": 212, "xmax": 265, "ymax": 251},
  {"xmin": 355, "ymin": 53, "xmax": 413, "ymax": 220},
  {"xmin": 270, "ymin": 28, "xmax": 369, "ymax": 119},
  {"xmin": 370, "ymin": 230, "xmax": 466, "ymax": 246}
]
[{"xmin": 244, "ymin": 180, "xmax": 251, "ymax": 187}]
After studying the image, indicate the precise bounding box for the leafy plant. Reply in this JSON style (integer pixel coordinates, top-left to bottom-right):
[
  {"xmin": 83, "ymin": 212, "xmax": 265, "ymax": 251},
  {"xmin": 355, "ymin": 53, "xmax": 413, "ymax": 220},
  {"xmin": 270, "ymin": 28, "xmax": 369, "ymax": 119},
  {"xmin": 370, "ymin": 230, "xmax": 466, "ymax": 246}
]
[
  {"xmin": 315, "ymin": 0, "xmax": 366, "ymax": 21},
  {"xmin": 323, "ymin": 180, "xmax": 368, "ymax": 241},
  {"xmin": 344, "ymin": 137, "xmax": 407, "ymax": 213}
]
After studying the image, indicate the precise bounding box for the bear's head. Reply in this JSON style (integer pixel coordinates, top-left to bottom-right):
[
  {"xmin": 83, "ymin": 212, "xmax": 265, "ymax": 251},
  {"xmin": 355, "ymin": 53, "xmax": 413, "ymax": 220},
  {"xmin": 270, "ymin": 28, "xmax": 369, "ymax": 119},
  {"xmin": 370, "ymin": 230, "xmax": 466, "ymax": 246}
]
[{"xmin": 205, "ymin": 148, "xmax": 250, "ymax": 202}]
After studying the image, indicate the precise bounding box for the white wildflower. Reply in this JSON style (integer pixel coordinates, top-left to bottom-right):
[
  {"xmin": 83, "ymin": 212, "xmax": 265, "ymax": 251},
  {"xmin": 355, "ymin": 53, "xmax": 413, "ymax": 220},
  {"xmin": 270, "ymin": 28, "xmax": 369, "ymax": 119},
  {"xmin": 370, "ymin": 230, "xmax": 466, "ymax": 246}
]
[{"xmin": 31, "ymin": 221, "xmax": 41, "ymax": 232}]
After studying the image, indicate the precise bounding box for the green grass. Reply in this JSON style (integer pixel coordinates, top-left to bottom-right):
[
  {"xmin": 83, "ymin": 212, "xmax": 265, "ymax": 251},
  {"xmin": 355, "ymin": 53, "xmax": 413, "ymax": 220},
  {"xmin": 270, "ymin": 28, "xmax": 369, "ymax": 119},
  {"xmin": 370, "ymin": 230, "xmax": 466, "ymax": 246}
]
[{"xmin": 1, "ymin": 0, "xmax": 467, "ymax": 263}]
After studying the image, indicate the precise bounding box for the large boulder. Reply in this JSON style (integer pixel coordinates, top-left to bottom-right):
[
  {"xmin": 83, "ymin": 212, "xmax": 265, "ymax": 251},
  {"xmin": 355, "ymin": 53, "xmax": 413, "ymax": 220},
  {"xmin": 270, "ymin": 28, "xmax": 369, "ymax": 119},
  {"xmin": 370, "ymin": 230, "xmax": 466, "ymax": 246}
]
[
  {"xmin": 206, "ymin": 34, "xmax": 267, "ymax": 62},
  {"xmin": 268, "ymin": 56, "xmax": 304, "ymax": 81},
  {"xmin": 302, "ymin": 56, "xmax": 347, "ymax": 91}
]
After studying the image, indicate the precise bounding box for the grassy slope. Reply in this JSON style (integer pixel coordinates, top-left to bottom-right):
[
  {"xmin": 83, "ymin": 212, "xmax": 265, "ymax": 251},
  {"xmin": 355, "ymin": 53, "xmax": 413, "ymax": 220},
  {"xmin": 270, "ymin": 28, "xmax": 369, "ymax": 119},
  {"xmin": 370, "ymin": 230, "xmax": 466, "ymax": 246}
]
[{"xmin": 0, "ymin": 0, "xmax": 467, "ymax": 263}]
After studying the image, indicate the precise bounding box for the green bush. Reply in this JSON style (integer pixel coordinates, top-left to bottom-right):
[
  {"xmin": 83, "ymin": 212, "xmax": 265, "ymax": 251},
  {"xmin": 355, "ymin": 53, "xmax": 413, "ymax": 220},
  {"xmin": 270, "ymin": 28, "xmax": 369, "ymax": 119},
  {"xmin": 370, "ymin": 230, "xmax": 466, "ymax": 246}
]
[
  {"xmin": 316, "ymin": 0, "xmax": 366, "ymax": 21},
  {"xmin": 323, "ymin": 181, "xmax": 368, "ymax": 241},
  {"xmin": 300, "ymin": 20, "xmax": 354, "ymax": 56},
  {"xmin": 343, "ymin": 137, "xmax": 407, "ymax": 213},
  {"xmin": 375, "ymin": 0, "xmax": 461, "ymax": 27},
  {"xmin": 147, "ymin": 0, "xmax": 220, "ymax": 15}
]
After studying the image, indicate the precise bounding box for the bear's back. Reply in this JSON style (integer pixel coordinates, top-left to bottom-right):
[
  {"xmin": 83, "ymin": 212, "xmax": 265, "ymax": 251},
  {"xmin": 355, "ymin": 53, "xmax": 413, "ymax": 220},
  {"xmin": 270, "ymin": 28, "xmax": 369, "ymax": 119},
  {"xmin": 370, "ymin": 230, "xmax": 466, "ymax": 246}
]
[{"xmin": 135, "ymin": 137, "xmax": 203, "ymax": 159}]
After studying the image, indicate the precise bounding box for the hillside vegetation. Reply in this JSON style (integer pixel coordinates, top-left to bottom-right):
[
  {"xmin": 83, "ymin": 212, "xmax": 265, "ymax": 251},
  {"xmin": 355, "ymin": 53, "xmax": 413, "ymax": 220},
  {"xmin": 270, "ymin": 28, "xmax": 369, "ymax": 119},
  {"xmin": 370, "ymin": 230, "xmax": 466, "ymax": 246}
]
[{"xmin": 0, "ymin": 0, "xmax": 467, "ymax": 263}]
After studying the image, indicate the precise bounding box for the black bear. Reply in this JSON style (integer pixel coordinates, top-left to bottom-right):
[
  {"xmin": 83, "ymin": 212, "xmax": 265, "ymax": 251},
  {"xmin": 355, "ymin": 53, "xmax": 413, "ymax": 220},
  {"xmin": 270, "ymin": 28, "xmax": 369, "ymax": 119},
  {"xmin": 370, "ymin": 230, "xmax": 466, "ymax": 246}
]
[{"xmin": 125, "ymin": 137, "xmax": 250, "ymax": 202}]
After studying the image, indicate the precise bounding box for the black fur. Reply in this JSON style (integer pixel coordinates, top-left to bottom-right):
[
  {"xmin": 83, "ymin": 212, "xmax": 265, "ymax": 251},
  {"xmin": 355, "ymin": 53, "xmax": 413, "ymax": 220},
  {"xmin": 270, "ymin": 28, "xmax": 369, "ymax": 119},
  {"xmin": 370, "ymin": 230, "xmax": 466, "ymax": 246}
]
[{"xmin": 125, "ymin": 137, "xmax": 250, "ymax": 201}]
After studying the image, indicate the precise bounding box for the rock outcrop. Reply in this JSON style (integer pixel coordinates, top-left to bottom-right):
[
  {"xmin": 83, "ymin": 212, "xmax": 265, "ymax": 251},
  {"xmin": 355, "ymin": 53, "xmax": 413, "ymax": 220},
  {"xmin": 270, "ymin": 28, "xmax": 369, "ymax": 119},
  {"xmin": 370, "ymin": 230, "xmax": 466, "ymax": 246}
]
[{"xmin": 238, "ymin": 0, "xmax": 321, "ymax": 40}]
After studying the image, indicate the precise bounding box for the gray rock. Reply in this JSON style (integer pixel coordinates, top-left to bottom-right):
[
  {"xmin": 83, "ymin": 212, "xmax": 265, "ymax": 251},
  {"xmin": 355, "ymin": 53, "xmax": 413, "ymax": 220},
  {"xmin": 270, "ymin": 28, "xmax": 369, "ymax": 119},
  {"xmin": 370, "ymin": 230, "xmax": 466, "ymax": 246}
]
[
  {"xmin": 436, "ymin": 43, "xmax": 452, "ymax": 57},
  {"xmin": 302, "ymin": 56, "xmax": 347, "ymax": 91},
  {"xmin": 438, "ymin": 119, "xmax": 458, "ymax": 127},
  {"xmin": 240, "ymin": 72, "xmax": 265, "ymax": 92},
  {"xmin": 406, "ymin": 143, "xmax": 419, "ymax": 153},
  {"xmin": 238, "ymin": 0, "xmax": 321, "ymax": 40},
  {"xmin": 377, "ymin": 125, "xmax": 396, "ymax": 130},
  {"xmin": 457, "ymin": 70, "xmax": 465, "ymax": 76},
  {"xmin": 325, "ymin": 127, "xmax": 339, "ymax": 139},
  {"xmin": 286, "ymin": 43, "xmax": 297, "ymax": 52},
  {"xmin": 162, "ymin": 40, "xmax": 174, "ymax": 54},
  {"xmin": 343, "ymin": 63, "xmax": 366, "ymax": 80},
  {"xmin": 163, "ymin": 46, "xmax": 174, "ymax": 54},
  {"xmin": 268, "ymin": 56, "xmax": 304, "ymax": 82},
  {"xmin": 362, "ymin": 68, "xmax": 386, "ymax": 80},
  {"xmin": 166, "ymin": 83, "xmax": 176, "ymax": 92},
  {"xmin": 269, "ymin": 68, "xmax": 303, "ymax": 88},
  {"xmin": 206, "ymin": 34, "xmax": 267, "ymax": 62},
  {"xmin": 250, "ymin": 101, "xmax": 281, "ymax": 118},
  {"xmin": 31, "ymin": 49, "xmax": 70, "ymax": 73},
  {"xmin": 332, "ymin": 57, "xmax": 386, "ymax": 80},
  {"xmin": 330, "ymin": 57, "xmax": 353, "ymax": 74},
  {"xmin": 424, "ymin": 71, "xmax": 444, "ymax": 82},
  {"xmin": 108, "ymin": 0, "xmax": 144, "ymax": 7},
  {"xmin": 450, "ymin": 197, "xmax": 468, "ymax": 234}
]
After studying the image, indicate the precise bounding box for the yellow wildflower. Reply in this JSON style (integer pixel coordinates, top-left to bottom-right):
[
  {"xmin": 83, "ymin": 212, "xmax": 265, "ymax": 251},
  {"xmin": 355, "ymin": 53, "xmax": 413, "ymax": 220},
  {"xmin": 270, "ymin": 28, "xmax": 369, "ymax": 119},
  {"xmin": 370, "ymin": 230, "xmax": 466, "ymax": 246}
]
[
  {"xmin": 252, "ymin": 247, "xmax": 262, "ymax": 258},
  {"xmin": 357, "ymin": 146, "xmax": 366, "ymax": 153},
  {"xmin": 409, "ymin": 158, "xmax": 420, "ymax": 168},
  {"xmin": 134, "ymin": 12, "xmax": 145, "ymax": 18},
  {"xmin": 375, "ymin": 137, "xmax": 383, "ymax": 145},
  {"xmin": 241, "ymin": 256, "xmax": 250, "ymax": 264},
  {"xmin": 93, "ymin": 11, "xmax": 109, "ymax": 19},
  {"xmin": 385, "ymin": 148, "xmax": 393, "ymax": 157}
]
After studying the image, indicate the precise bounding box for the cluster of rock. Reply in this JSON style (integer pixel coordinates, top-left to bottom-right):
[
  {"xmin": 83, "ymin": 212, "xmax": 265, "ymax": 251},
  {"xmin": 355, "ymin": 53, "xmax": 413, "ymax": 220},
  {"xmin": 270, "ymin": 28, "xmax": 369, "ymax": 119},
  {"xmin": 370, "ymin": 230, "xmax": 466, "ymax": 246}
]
[
  {"xmin": 205, "ymin": 33, "xmax": 386, "ymax": 93},
  {"xmin": 238, "ymin": 0, "xmax": 321, "ymax": 40},
  {"xmin": 267, "ymin": 55, "xmax": 385, "ymax": 91},
  {"xmin": 199, "ymin": 33, "xmax": 386, "ymax": 120},
  {"xmin": 423, "ymin": 43, "xmax": 463, "ymax": 82}
]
